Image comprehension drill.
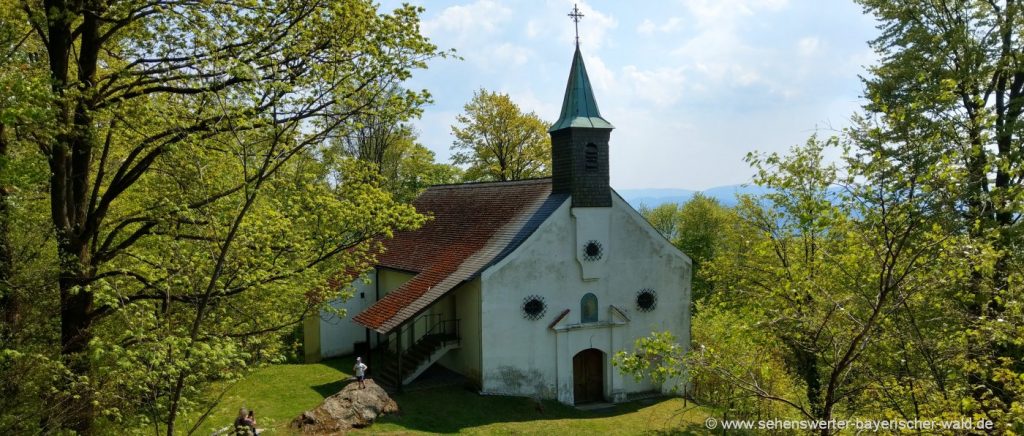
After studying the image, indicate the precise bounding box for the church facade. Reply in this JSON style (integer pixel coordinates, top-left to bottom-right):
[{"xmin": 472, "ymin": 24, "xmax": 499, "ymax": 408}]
[{"xmin": 304, "ymin": 45, "xmax": 691, "ymax": 405}]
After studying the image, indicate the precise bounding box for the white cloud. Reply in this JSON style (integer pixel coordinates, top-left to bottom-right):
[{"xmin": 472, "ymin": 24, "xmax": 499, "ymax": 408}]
[
  {"xmin": 573, "ymin": 1, "xmax": 618, "ymax": 49},
  {"xmin": 670, "ymin": 26, "xmax": 768, "ymax": 90},
  {"xmin": 657, "ymin": 0, "xmax": 805, "ymax": 95},
  {"xmin": 513, "ymin": 89, "xmax": 561, "ymax": 121},
  {"xmin": 622, "ymin": 65, "xmax": 688, "ymax": 107},
  {"xmin": 636, "ymin": 17, "xmax": 683, "ymax": 35},
  {"xmin": 525, "ymin": 19, "xmax": 543, "ymax": 39},
  {"xmin": 797, "ymin": 37, "xmax": 821, "ymax": 56},
  {"xmin": 682, "ymin": 0, "xmax": 789, "ymax": 28},
  {"xmin": 637, "ymin": 19, "xmax": 657, "ymax": 35},
  {"xmin": 491, "ymin": 43, "xmax": 532, "ymax": 66},
  {"xmin": 523, "ymin": 1, "xmax": 618, "ymax": 49},
  {"xmin": 402, "ymin": 0, "xmax": 879, "ymax": 190},
  {"xmin": 583, "ymin": 54, "xmax": 616, "ymax": 92},
  {"xmin": 421, "ymin": 1, "xmax": 540, "ymax": 71},
  {"xmin": 734, "ymin": 68, "xmax": 762, "ymax": 86},
  {"xmin": 421, "ymin": 0, "xmax": 512, "ymax": 42}
]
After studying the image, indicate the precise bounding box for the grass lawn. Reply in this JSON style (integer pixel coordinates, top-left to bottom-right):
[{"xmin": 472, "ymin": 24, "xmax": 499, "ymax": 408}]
[
  {"xmin": 186, "ymin": 356, "xmax": 714, "ymax": 435},
  {"xmin": 184, "ymin": 356, "xmax": 359, "ymax": 434},
  {"xmin": 374, "ymin": 387, "xmax": 711, "ymax": 435}
]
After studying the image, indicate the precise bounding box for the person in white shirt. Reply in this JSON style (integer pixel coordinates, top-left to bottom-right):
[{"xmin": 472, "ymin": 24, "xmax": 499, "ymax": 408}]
[{"xmin": 354, "ymin": 357, "xmax": 368, "ymax": 389}]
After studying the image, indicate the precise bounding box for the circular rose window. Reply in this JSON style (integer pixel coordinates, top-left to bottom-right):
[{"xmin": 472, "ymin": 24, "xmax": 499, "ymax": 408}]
[
  {"xmin": 636, "ymin": 289, "xmax": 657, "ymax": 312},
  {"xmin": 522, "ymin": 295, "xmax": 547, "ymax": 320},
  {"xmin": 583, "ymin": 240, "xmax": 603, "ymax": 261}
]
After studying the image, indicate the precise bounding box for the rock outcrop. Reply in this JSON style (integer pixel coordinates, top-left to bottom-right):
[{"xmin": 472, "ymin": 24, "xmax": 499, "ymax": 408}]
[{"xmin": 290, "ymin": 380, "xmax": 398, "ymax": 433}]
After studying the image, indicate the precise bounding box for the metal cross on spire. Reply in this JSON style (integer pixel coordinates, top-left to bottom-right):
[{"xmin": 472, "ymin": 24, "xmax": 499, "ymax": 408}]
[{"xmin": 568, "ymin": 4, "xmax": 584, "ymax": 46}]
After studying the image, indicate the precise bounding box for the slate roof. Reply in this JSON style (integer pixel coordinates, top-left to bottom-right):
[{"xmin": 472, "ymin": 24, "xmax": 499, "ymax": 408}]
[
  {"xmin": 352, "ymin": 178, "xmax": 568, "ymax": 334},
  {"xmin": 549, "ymin": 45, "xmax": 614, "ymax": 132}
]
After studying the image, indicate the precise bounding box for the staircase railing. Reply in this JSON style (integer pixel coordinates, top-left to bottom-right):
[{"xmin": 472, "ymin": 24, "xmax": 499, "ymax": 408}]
[
  {"xmin": 423, "ymin": 316, "xmax": 460, "ymax": 345},
  {"xmin": 371, "ymin": 312, "xmax": 461, "ymax": 389}
]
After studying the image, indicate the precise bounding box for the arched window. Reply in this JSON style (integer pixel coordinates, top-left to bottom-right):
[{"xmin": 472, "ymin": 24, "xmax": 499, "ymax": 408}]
[
  {"xmin": 581, "ymin": 293, "xmax": 598, "ymax": 323},
  {"xmin": 584, "ymin": 143, "xmax": 599, "ymax": 172}
]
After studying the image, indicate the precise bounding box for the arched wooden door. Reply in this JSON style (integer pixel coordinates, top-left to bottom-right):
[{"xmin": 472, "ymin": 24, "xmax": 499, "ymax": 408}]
[{"xmin": 573, "ymin": 348, "xmax": 604, "ymax": 404}]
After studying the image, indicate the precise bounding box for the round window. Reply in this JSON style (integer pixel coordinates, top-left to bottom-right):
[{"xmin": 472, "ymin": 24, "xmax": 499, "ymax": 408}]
[
  {"xmin": 522, "ymin": 295, "xmax": 547, "ymax": 320},
  {"xmin": 636, "ymin": 289, "xmax": 657, "ymax": 312},
  {"xmin": 583, "ymin": 240, "xmax": 603, "ymax": 261}
]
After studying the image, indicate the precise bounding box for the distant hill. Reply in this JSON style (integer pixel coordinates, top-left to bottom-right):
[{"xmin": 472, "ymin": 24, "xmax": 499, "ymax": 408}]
[
  {"xmin": 616, "ymin": 188, "xmax": 696, "ymax": 209},
  {"xmin": 618, "ymin": 185, "xmax": 774, "ymax": 209}
]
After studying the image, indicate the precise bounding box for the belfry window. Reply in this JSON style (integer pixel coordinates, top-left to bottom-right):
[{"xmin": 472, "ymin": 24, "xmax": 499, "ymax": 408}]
[
  {"xmin": 581, "ymin": 293, "xmax": 598, "ymax": 323},
  {"xmin": 584, "ymin": 143, "xmax": 599, "ymax": 172}
]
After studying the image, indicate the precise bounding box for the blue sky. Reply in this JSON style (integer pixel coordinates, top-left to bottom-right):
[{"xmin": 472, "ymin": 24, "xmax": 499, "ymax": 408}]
[{"xmin": 383, "ymin": 0, "xmax": 880, "ymax": 190}]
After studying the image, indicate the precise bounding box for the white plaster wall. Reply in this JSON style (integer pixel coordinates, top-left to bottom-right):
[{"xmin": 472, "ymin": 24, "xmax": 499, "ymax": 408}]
[
  {"xmin": 317, "ymin": 268, "xmax": 416, "ymax": 358},
  {"xmin": 437, "ymin": 278, "xmax": 483, "ymax": 384},
  {"xmin": 480, "ymin": 194, "xmax": 691, "ymax": 403},
  {"xmin": 319, "ymin": 270, "xmax": 377, "ymax": 358},
  {"xmin": 378, "ymin": 268, "xmax": 415, "ymax": 296}
]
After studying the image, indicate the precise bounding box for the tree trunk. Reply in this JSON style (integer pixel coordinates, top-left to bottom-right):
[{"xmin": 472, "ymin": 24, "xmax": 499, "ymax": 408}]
[
  {"xmin": 44, "ymin": 1, "xmax": 102, "ymax": 432},
  {"xmin": 0, "ymin": 123, "xmax": 18, "ymax": 343},
  {"xmin": 790, "ymin": 344, "xmax": 825, "ymax": 419}
]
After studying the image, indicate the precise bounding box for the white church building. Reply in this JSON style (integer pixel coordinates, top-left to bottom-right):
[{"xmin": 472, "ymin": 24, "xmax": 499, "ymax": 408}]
[{"xmin": 304, "ymin": 43, "xmax": 692, "ymax": 405}]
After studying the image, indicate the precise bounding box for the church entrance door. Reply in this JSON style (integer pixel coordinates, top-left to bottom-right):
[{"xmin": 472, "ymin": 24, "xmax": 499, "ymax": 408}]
[{"xmin": 573, "ymin": 348, "xmax": 604, "ymax": 404}]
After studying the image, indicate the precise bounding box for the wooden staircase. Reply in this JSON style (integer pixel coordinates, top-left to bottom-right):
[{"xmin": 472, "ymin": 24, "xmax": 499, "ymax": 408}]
[{"xmin": 372, "ymin": 316, "xmax": 460, "ymax": 391}]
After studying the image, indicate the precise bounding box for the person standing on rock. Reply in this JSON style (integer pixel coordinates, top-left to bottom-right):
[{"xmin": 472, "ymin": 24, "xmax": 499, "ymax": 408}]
[{"xmin": 354, "ymin": 357, "xmax": 368, "ymax": 389}]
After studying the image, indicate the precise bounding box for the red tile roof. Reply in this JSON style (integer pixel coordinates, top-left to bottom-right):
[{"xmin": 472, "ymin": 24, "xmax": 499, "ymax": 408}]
[{"xmin": 352, "ymin": 178, "xmax": 565, "ymax": 333}]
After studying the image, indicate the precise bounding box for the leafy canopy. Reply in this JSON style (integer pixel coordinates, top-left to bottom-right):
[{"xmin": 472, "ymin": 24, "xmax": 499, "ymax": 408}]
[{"xmin": 451, "ymin": 89, "xmax": 552, "ymax": 182}]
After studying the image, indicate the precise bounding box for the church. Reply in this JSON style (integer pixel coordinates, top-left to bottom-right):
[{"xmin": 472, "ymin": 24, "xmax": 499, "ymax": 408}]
[{"xmin": 303, "ymin": 41, "xmax": 692, "ymax": 406}]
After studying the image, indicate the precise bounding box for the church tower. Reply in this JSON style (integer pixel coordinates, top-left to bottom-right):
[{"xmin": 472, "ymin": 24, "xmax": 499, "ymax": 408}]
[{"xmin": 549, "ymin": 44, "xmax": 614, "ymax": 208}]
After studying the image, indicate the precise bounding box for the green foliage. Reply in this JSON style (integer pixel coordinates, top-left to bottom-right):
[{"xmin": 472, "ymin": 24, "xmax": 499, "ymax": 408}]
[
  {"xmin": 639, "ymin": 195, "xmax": 734, "ymax": 304},
  {"xmin": 86, "ymin": 149, "xmax": 427, "ymax": 431},
  {"xmin": 615, "ymin": 309, "xmax": 797, "ymax": 423},
  {"xmin": 0, "ymin": 5, "xmax": 63, "ymax": 433},
  {"xmin": 637, "ymin": 203, "xmax": 682, "ymax": 242},
  {"xmin": 336, "ymin": 123, "xmax": 462, "ymax": 202},
  {"xmin": 621, "ymin": 135, "xmax": 998, "ymax": 430},
  {"xmin": 451, "ymin": 89, "xmax": 552, "ymax": 182},
  {"xmin": 390, "ymin": 142, "xmax": 463, "ymax": 202},
  {"xmin": 3, "ymin": 0, "xmax": 449, "ymax": 433},
  {"xmin": 332, "ymin": 85, "xmax": 461, "ymax": 201},
  {"xmin": 855, "ymin": 0, "xmax": 1024, "ymax": 429}
]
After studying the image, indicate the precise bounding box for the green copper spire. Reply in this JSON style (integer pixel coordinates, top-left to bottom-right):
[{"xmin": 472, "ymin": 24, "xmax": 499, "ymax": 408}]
[{"xmin": 549, "ymin": 45, "xmax": 614, "ymax": 132}]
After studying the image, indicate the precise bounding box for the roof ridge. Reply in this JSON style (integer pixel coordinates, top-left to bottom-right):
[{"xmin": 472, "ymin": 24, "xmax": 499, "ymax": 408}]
[
  {"xmin": 426, "ymin": 177, "xmax": 552, "ymax": 190},
  {"xmin": 352, "ymin": 183, "xmax": 564, "ymax": 333}
]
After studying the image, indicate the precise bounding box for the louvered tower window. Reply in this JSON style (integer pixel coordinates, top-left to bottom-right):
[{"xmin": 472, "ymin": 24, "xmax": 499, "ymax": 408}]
[{"xmin": 584, "ymin": 143, "xmax": 599, "ymax": 172}]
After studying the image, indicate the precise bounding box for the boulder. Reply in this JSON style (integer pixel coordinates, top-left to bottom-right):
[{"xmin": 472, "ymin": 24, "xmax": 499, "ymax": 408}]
[{"xmin": 290, "ymin": 380, "xmax": 398, "ymax": 433}]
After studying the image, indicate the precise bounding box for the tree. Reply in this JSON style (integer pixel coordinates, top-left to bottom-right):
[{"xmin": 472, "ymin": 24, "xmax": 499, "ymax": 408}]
[
  {"xmin": 335, "ymin": 85, "xmax": 423, "ymax": 174},
  {"xmin": 856, "ymin": 0, "xmax": 1024, "ymax": 423},
  {"xmin": 618, "ymin": 136, "xmax": 973, "ymax": 433},
  {"xmin": 674, "ymin": 194, "xmax": 731, "ymax": 304},
  {"xmin": 639, "ymin": 195, "xmax": 733, "ymax": 304},
  {"xmin": 638, "ymin": 203, "xmax": 681, "ymax": 242},
  {"xmin": 345, "ymin": 129, "xmax": 462, "ymax": 202},
  {"xmin": 618, "ymin": 2, "xmax": 1024, "ymax": 432},
  {"xmin": 94, "ymin": 152, "xmax": 423, "ymax": 434},
  {"xmin": 0, "ymin": 0, "xmax": 47, "ymax": 348},
  {"xmin": 0, "ymin": 7, "xmax": 65, "ymax": 432},
  {"xmin": 331, "ymin": 95, "xmax": 460, "ymax": 200},
  {"xmin": 390, "ymin": 142, "xmax": 463, "ymax": 202},
  {"xmin": 15, "ymin": 0, "xmax": 446, "ymax": 433},
  {"xmin": 450, "ymin": 89, "xmax": 551, "ymax": 181}
]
